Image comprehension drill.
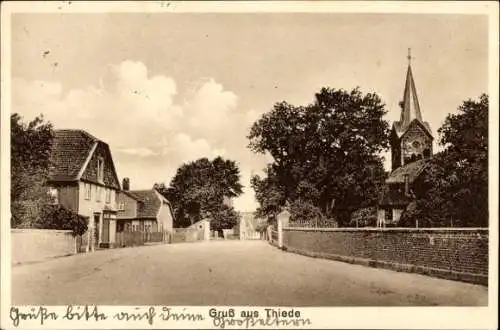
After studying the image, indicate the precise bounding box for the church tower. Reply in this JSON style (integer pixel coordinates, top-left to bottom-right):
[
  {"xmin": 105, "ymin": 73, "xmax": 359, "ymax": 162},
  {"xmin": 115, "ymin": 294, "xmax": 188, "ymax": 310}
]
[{"xmin": 390, "ymin": 49, "xmax": 434, "ymax": 171}]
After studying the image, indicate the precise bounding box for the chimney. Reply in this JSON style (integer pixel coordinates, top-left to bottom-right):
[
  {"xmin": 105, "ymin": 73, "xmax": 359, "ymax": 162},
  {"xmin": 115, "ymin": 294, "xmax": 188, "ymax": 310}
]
[
  {"xmin": 403, "ymin": 174, "xmax": 410, "ymax": 196},
  {"xmin": 122, "ymin": 177, "xmax": 130, "ymax": 191}
]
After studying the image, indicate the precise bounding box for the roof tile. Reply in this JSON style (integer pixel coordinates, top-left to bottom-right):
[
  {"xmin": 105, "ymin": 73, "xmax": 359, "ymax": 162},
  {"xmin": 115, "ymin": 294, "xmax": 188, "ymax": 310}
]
[
  {"xmin": 48, "ymin": 130, "xmax": 96, "ymax": 181},
  {"xmin": 130, "ymin": 190, "xmax": 162, "ymax": 219},
  {"xmin": 386, "ymin": 159, "xmax": 428, "ymax": 184}
]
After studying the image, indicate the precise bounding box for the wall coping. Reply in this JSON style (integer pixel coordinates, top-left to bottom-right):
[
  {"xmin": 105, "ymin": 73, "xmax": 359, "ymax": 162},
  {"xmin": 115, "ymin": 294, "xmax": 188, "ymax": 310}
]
[
  {"xmin": 283, "ymin": 227, "xmax": 489, "ymax": 233},
  {"xmin": 281, "ymin": 245, "xmax": 488, "ymax": 286},
  {"xmin": 11, "ymin": 228, "xmax": 73, "ymax": 234}
]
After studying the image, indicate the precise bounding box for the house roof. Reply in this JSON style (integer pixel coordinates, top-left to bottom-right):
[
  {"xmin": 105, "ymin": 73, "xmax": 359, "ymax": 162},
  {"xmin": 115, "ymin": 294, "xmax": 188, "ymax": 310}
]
[
  {"xmin": 48, "ymin": 129, "xmax": 120, "ymax": 189},
  {"xmin": 120, "ymin": 190, "xmax": 142, "ymax": 201},
  {"xmin": 129, "ymin": 190, "xmax": 162, "ymax": 219},
  {"xmin": 386, "ymin": 159, "xmax": 428, "ymax": 184},
  {"xmin": 48, "ymin": 130, "xmax": 97, "ymax": 182}
]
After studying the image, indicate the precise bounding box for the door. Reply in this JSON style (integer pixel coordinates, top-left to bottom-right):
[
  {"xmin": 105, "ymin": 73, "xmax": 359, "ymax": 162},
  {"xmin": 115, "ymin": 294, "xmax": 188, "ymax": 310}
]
[
  {"xmin": 102, "ymin": 216, "xmax": 110, "ymax": 244},
  {"xmin": 93, "ymin": 214, "xmax": 100, "ymax": 249}
]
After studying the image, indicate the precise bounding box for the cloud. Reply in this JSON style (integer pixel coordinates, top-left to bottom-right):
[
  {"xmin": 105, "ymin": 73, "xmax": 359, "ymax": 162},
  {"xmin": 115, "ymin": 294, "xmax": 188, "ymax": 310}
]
[
  {"xmin": 116, "ymin": 147, "xmax": 159, "ymax": 158},
  {"xmin": 184, "ymin": 78, "xmax": 238, "ymax": 137},
  {"xmin": 12, "ymin": 60, "xmax": 267, "ymax": 211},
  {"xmin": 115, "ymin": 60, "xmax": 180, "ymax": 120},
  {"xmin": 163, "ymin": 133, "xmax": 226, "ymax": 163}
]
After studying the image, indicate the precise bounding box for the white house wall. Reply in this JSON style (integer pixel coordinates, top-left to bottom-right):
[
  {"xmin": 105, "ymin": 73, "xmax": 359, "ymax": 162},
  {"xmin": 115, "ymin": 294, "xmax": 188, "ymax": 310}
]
[
  {"xmin": 157, "ymin": 202, "xmax": 174, "ymax": 233},
  {"xmin": 78, "ymin": 182, "xmax": 117, "ymax": 218},
  {"xmin": 78, "ymin": 181, "xmax": 118, "ymax": 244}
]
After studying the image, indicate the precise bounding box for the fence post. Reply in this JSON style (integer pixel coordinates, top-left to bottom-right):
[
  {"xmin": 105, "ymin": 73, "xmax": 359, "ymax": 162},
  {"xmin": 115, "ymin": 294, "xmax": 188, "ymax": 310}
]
[
  {"xmin": 277, "ymin": 218, "xmax": 283, "ymax": 248},
  {"xmin": 277, "ymin": 209, "xmax": 290, "ymax": 249}
]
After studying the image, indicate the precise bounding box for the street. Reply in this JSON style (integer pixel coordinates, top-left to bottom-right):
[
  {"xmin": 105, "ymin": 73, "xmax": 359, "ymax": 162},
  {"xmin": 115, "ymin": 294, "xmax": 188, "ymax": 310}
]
[{"xmin": 12, "ymin": 240, "xmax": 487, "ymax": 306}]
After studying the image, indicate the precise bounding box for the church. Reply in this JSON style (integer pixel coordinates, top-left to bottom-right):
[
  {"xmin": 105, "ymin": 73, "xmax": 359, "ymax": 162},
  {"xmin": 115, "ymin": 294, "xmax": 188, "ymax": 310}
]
[{"xmin": 377, "ymin": 50, "xmax": 434, "ymax": 227}]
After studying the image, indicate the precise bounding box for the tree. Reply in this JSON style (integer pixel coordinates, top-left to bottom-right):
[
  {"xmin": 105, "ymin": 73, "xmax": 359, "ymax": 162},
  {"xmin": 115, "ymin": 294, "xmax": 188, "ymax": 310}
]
[
  {"xmin": 155, "ymin": 156, "xmax": 243, "ymax": 230},
  {"xmin": 248, "ymin": 87, "xmax": 390, "ymax": 226},
  {"xmin": 400, "ymin": 94, "xmax": 488, "ymax": 227},
  {"xmin": 11, "ymin": 113, "xmax": 54, "ymax": 228},
  {"xmin": 250, "ymin": 165, "xmax": 286, "ymax": 220},
  {"xmin": 209, "ymin": 204, "xmax": 240, "ymax": 232},
  {"xmin": 38, "ymin": 205, "xmax": 88, "ymax": 236}
]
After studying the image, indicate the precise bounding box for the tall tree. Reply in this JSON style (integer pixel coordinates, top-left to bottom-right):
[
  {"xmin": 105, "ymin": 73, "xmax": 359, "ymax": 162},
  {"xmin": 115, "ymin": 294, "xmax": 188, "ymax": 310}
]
[
  {"xmin": 250, "ymin": 165, "xmax": 286, "ymax": 221},
  {"xmin": 11, "ymin": 113, "xmax": 55, "ymax": 228},
  {"xmin": 248, "ymin": 87, "xmax": 389, "ymax": 226},
  {"xmin": 401, "ymin": 94, "xmax": 488, "ymax": 227},
  {"xmin": 155, "ymin": 156, "xmax": 243, "ymax": 229}
]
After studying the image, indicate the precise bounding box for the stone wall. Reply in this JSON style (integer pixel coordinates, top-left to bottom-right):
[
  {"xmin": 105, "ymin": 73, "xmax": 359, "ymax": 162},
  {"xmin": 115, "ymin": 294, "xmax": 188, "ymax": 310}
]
[
  {"xmin": 171, "ymin": 219, "xmax": 210, "ymax": 243},
  {"xmin": 282, "ymin": 227, "xmax": 488, "ymax": 285},
  {"xmin": 12, "ymin": 229, "xmax": 77, "ymax": 265}
]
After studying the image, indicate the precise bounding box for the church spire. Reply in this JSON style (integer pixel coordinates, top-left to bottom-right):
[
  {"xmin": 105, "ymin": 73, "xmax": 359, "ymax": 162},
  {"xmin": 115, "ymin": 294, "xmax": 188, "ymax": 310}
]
[{"xmin": 400, "ymin": 48, "xmax": 423, "ymax": 126}]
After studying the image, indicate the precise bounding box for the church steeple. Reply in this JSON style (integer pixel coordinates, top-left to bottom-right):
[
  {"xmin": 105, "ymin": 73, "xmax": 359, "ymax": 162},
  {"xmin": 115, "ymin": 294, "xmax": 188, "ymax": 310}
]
[
  {"xmin": 390, "ymin": 49, "xmax": 434, "ymax": 172},
  {"xmin": 400, "ymin": 48, "xmax": 423, "ymax": 127}
]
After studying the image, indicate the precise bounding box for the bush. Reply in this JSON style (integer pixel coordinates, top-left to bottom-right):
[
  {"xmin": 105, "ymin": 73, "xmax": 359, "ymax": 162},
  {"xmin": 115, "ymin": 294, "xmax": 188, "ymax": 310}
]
[
  {"xmin": 350, "ymin": 206, "xmax": 377, "ymax": 227},
  {"xmin": 290, "ymin": 199, "xmax": 324, "ymax": 224},
  {"xmin": 255, "ymin": 222, "xmax": 269, "ymax": 233},
  {"xmin": 35, "ymin": 204, "xmax": 88, "ymax": 236}
]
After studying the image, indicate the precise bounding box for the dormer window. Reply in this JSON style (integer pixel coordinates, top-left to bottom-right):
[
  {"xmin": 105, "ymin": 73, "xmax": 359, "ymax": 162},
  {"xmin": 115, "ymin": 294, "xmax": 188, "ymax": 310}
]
[{"xmin": 97, "ymin": 157, "xmax": 104, "ymax": 183}]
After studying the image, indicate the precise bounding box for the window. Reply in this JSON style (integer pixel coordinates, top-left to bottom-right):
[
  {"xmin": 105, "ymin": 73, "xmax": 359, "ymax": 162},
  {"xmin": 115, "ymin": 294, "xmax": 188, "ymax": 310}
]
[
  {"xmin": 84, "ymin": 183, "xmax": 91, "ymax": 200},
  {"xmin": 118, "ymin": 202, "xmax": 125, "ymax": 211},
  {"xmin": 97, "ymin": 157, "xmax": 104, "ymax": 183},
  {"xmin": 105, "ymin": 188, "xmax": 111, "ymax": 204},
  {"xmin": 385, "ymin": 209, "xmax": 393, "ymax": 222},
  {"xmin": 96, "ymin": 186, "xmax": 102, "ymax": 202},
  {"xmin": 48, "ymin": 187, "xmax": 58, "ymax": 204}
]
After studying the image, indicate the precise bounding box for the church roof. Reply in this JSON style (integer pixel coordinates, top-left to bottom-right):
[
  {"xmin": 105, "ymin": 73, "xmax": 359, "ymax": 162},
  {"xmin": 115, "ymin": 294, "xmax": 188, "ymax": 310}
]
[
  {"xmin": 393, "ymin": 119, "xmax": 433, "ymax": 138},
  {"xmin": 386, "ymin": 159, "xmax": 428, "ymax": 184},
  {"xmin": 401, "ymin": 64, "xmax": 422, "ymax": 125},
  {"xmin": 380, "ymin": 159, "xmax": 428, "ymax": 208},
  {"xmin": 392, "ymin": 60, "xmax": 433, "ymax": 138}
]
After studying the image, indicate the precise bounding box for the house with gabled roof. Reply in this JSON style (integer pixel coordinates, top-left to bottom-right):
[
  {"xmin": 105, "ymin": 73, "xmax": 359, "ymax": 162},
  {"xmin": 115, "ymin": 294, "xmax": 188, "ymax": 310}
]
[
  {"xmin": 47, "ymin": 129, "xmax": 121, "ymax": 250},
  {"xmin": 116, "ymin": 178, "xmax": 174, "ymax": 236}
]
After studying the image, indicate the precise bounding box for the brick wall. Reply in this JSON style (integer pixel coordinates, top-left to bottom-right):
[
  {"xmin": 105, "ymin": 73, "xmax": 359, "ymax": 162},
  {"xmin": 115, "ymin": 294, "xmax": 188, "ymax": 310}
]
[
  {"xmin": 12, "ymin": 229, "xmax": 77, "ymax": 265},
  {"xmin": 283, "ymin": 228, "xmax": 488, "ymax": 285}
]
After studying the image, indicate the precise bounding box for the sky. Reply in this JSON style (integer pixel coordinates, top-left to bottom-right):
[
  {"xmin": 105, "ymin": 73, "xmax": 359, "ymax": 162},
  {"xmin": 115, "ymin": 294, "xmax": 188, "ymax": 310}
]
[{"xmin": 10, "ymin": 12, "xmax": 488, "ymax": 212}]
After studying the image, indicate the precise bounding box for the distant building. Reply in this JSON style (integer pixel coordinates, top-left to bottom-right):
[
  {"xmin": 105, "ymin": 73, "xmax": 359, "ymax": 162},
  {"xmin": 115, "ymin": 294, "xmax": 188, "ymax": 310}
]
[
  {"xmin": 116, "ymin": 179, "xmax": 175, "ymax": 235},
  {"xmin": 47, "ymin": 129, "xmax": 121, "ymax": 250},
  {"xmin": 378, "ymin": 50, "xmax": 433, "ymax": 226},
  {"xmin": 234, "ymin": 212, "xmax": 266, "ymax": 240}
]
